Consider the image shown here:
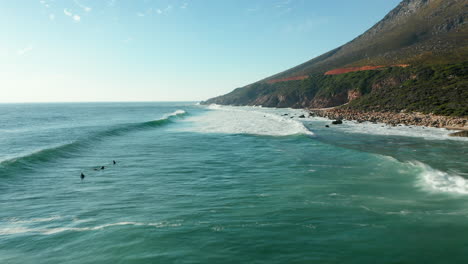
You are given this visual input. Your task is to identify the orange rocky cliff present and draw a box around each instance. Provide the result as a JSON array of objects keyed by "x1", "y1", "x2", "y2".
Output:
[
  {"x1": 325, "y1": 64, "x2": 409, "y2": 75},
  {"x1": 265, "y1": 65, "x2": 410, "y2": 84}
]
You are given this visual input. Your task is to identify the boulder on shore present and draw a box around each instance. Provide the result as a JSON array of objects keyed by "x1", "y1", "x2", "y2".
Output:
[
  {"x1": 308, "y1": 109, "x2": 467, "y2": 129},
  {"x1": 332, "y1": 119, "x2": 343, "y2": 125}
]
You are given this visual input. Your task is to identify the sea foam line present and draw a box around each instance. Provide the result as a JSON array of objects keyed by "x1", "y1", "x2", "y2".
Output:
[
  {"x1": 0, "y1": 221, "x2": 182, "y2": 236},
  {"x1": 315, "y1": 118, "x2": 468, "y2": 141},
  {"x1": 180, "y1": 104, "x2": 313, "y2": 136},
  {"x1": 410, "y1": 161, "x2": 468, "y2": 195},
  {"x1": 4, "y1": 216, "x2": 63, "y2": 224}
]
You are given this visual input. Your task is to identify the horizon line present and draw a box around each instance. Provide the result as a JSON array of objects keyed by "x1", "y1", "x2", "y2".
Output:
[{"x1": 0, "y1": 100, "x2": 201, "y2": 104}]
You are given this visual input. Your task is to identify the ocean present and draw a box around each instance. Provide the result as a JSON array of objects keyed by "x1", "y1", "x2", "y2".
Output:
[{"x1": 1, "y1": 102, "x2": 467, "y2": 263}]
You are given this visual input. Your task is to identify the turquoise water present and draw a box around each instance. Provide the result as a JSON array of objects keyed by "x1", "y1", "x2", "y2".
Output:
[{"x1": 1, "y1": 102, "x2": 467, "y2": 263}]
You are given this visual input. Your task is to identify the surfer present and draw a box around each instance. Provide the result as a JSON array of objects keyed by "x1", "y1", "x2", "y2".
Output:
[
  {"x1": 101, "y1": 166, "x2": 105, "y2": 170},
  {"x1": 81, "y1": 173, "x2": 85, "y2": 181},
  {"x1": 113, "y1": 160, "x2": 116, "y2": 165}
]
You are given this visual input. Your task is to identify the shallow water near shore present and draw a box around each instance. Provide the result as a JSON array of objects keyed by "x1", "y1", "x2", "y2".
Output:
[{"x1": 1, "y1": 102, "x2": 467, "y2": 263}]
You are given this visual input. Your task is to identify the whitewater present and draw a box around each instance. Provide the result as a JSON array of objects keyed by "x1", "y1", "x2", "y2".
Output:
[{"x1": 1, "y1": 102, "x2": 467, "y2": 264}]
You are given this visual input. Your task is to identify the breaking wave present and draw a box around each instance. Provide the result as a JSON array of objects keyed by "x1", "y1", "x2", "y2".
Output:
[
  {"x1": 0, "y1": 110, "x2": 187, "y2": 174},
  {"x1": 410, "y1": 161, "x2": 468, "y2": 195},
  {"x1": 177, "y1": 104, "x2": 313, "y2": 136}
]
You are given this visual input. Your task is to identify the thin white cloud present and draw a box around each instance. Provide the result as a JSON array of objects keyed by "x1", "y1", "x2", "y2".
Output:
[
  {"x1": 181, "y1": 3, "x2": 188, "y2": 9},
  {"x1": 64, "y1": 9, "x2": 72, "y2": 16},
  {"x1": 155, "y1": 5, "x2": 172, "y2": 15},
  {"x1": 39, "y1": 0, "x2": 51, "y2": 8},
  {"x1": 64, "y1": 8, "x2": 81, "y2": 22},
  {"x1": 49, "y1": 13, "x2": 55, "y2": 20},
  {"x1": 17, "y1": 46, "x2": 33, "y2": 56},
  {"x1": 74, "y1": 0, "x2": 92, "y2": 12},
  {"x1": 137, "y1": 12, "x2": 145, "y2": 17}
]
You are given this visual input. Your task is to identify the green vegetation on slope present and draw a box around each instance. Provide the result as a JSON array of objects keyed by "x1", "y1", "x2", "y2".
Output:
[
  {"x1": 204, "y1": 63, "x2": 468, "y2": 117},
  {"x1": 346, "y1": 63, "x2": 468, "y2": 116}
]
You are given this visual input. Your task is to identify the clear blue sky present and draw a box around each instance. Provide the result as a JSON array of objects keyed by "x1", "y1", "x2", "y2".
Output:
[{"x1": 0, "y1": 0, "x2": 401, "y2": 102}]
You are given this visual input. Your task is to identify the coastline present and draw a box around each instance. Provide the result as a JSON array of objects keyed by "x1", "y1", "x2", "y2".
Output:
[{"x1": 308, "y1": 108, "x2": 468, "y2": 133}]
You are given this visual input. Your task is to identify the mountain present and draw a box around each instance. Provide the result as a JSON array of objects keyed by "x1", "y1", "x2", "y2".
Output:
[{"x1": 203, "y1": 0, "x2": 468, "y2": 117}]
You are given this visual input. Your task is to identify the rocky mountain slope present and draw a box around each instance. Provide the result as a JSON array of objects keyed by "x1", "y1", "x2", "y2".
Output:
[{"x1": 203, "y1": 0, "x2": 467, "y2": 117}]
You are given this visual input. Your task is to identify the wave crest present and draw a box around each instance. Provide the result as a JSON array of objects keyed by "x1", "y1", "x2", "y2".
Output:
[
  {"x1": 181, "y1": 105, "x2": 313, "y2": 136},
  {"x1": 0, "y1": 110, "x2": 187, "y2": 174},
  {"x1": 411, "y1": 161, "x2": 468, "y2": 195}
]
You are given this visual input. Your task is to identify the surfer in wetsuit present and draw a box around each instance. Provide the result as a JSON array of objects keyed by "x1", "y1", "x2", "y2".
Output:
[
  {"x1": 101, "y1": 166, "x2": 105, "y2": 170},
  {"x1": 113, "y1": 160, "x2": 116, "y2": 165},
  {"x1": 81, "y1": 173, "x2": 85, "y2": 181}
]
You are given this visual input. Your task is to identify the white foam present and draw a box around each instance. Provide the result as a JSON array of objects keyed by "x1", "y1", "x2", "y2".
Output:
[
  {"x1": 6, "y1": 216, "x2": 62, "y2": 224},
  {"x1": 218, "y1": 105, "x2": 468, "y2": 141},
  {"x1": 0, "y1": 221, "x2": 181, "y2": 236},
  {"x1": 385, "y1": 210, "x2": 412, "y2": 215},
  {"x1": 0, "y1": 227, "x2": 32, "y2": 235},
  {"x1": 198, "y1": 105, "x2": 468, "y2": 140},
  {"x1": 41, "y1": 222, "x2": 145, "y2": 235},
  {"x1": 207, "y1": 104, "x2": 222, "y2": 110},
  {"x1": 164, "y1": 109, "x2": 186, "y2": 118},
  {"x1": 411, "y1": 161, "x2": 468, "y2": 195},
  {"x1": 179, "y1": 105, "x2": 313, "y2": 136},
  {"x1": 321, "y1": 119, "x2": 468, "y2": 141}
]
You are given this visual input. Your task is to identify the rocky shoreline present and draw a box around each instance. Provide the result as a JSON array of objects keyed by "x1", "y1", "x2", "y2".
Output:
[{"x1": 308, "y1": 108, "x2": 468, "y2": 136}]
